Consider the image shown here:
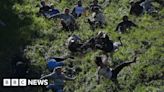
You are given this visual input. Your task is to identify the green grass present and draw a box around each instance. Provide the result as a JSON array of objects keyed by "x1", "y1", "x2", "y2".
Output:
[{"x1": 0, "y1": 0, "x2": 163, "y2": 92}]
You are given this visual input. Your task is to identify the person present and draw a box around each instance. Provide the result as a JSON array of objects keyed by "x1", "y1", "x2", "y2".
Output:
[
  {"x1": 66, "y1": 35, "x2": 82, "y2": 53},
  {"x1": 48, "y1": 5, "x2": 60, "y2": 16},
  {"x1": 11, "y1": 53, "x2": 29, "y2": 78},
  {"x1": 89, "y1": 0, "x2": 102, "y2": 12},
  {"x1": 47, "y1": 56, "x2": 74, "y2": 72},
  {"x1": 39, "y1": 1, "x2": 60, "y2": 18},
  {"x1": 88, "y1": 7, "x2": 106, "y2": 31},
  {"x1": 140, "y1": 0, "x2": 157, "y2": 14},
  {"x1": 72, "y1": 1, "x2": 85, "y2": 18},
  {"x1": 94, "y1": 31, "x2": 114, "y2": 53},
  {"x1": 80, "y1": 37, "x2": 97, "y2": 52},
  {"x1": 15, "y1": 61, "x2": 26, "y2": 73},
  {"x1": 39, "y1": 1, "x2": 51, "y2": 17},
  {"x1": 14, "y1": 61, "x2": 28, "y2": 78},
  {"x1": 80, "y1": 31, "x2": 122, "y2": 53},
  {"x1": 50, "y1": 8, "x2": 77, "y2": 31},
  {"x1": 94, "y1": 31, "x2": 122, "y2": 53},
  {"x1": 95, "y1": 54, "x2": 138, "y2": 84},
  {"x1": 115, "y1": 16, "x2": 137, "y2": 34},
  {"x1": 130, "y1": 0, "x2": 145, "y2": 16},
  {"x1": 47, "y1": 59, "x2": 65, "y2": 72},
  {"x1": 80, "y1": 31, "x2": 106, "y2": 51},
  {"x1": 41, "y1": 66, "x2": 75, "y2": 92}
]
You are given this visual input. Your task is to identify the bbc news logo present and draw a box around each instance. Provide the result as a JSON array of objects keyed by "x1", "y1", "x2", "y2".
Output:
[{"x1": 3, "y1": 79, "x2": 48, "y2": 86}]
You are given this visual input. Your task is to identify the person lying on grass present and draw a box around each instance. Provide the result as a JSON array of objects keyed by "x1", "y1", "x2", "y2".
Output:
[
  {"x1": 66, "y1": 31, "x2": 123, "y2": 54},
  {"x1": 93, "y1": 31, "x2": 123, "y2": 53}
]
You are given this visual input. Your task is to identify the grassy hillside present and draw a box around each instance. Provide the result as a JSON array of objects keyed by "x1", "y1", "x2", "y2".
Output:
[{"x1": 0, "y1": 0, "x2": 163, "y2": 92}]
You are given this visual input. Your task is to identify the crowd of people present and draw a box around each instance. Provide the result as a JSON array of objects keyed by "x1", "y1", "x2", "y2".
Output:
[
  {"x1": 13, "y1": 0, "x2": 158, "y2": 92},
  {"x1": 38, "y1": 0, "x2": 157, "y2": 32}
]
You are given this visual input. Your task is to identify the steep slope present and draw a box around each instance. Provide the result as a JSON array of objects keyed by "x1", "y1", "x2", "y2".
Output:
[{"x1": 0, "y1": 0, "x2": 163, "y2": 92}]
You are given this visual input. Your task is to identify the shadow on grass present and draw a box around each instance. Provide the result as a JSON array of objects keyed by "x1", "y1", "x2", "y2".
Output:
[{"x1": 0, "y1": 0, "x2": 39, "y2": 92}]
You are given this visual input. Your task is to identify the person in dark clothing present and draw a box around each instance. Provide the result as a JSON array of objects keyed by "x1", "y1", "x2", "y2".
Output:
[
  {"x1": 130, "y1": 0, "x2": 145, "y2": 16},
  {"x1": 140, "y1": 0, "x2": 157, "y2": 14},
  {"x1": 94, "y1": 31, "x2": 123, "y2": 53},
  {"x1": 11, "y1": 53, "x2": 29, "y2": 78},
  {"x1": 88, "y1": 7, "x2": 106, "y2": 31},
  {"x1": 49, "y1": 5, "x2": 60, "y2": 16},
  {"x1": 115, "y1": 16, "x2": 137, "y2": 34},
  {"x1": 39, "y1": 1, "x2": 60, "y2": 18},
  {"x1": 80, "y1": 31, "x2": 122, "y2": 53},
  {"x1": 96, "y1": 35, "x2": 114, "y2": 53},
  {"x1": 51, "y1": 8, "x2": 77, "y2": 31},
  {"x1": 66, "y1": 35, "x2": 82, "y2": 53},
  {"x1": 81, "y1": 32, "x2": 105, "y2": 51},
  {"x1": 95, "y1": 54, "x2": 137, "y2": 84},
  {"x1": 80, "y1": 37, "x2": 97, "y2": 52},
  {"x1": 95, "y1": 32, "x2": 114, "y2": 53},
  {"x1": 39, "y1": 1, "x2": 51, "y2": 16},
  {"x1": 66, "y1": 34, "x2": 101, "y2": 54},
  {"x1": 14, "y1": 61, "x2": 28, "y2": 78},
  {"x1": 89, "y1": 0, "x2": 102, "y2": 12},
  {"x1": 47, "y1": 56, "x2": 74, "y2": 72}
]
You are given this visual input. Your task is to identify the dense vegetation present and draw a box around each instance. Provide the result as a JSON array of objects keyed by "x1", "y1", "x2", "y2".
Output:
[{"x1": 0, "y1": 0, "x2": 163, "y2": 92}]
